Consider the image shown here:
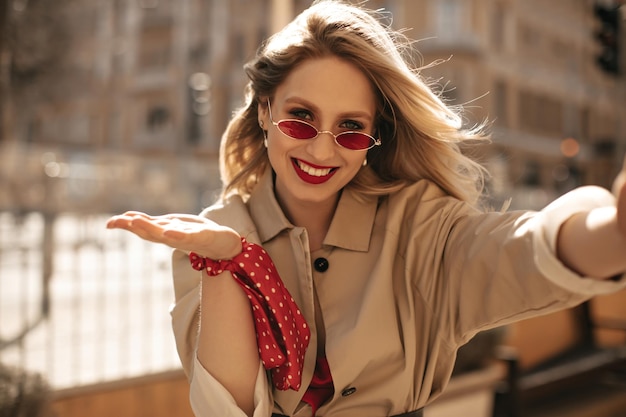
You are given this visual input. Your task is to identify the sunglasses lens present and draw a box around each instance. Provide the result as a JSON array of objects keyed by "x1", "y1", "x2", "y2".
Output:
[
  {"x1": 336, "y1": 133, "x2": 374, "y2": 150},
  {"x1": 275, "y1": 118, "x2": 376, "y2": 150},
  {"x1": 277, "y1": 120, "x2": 318, "y2": 140}
]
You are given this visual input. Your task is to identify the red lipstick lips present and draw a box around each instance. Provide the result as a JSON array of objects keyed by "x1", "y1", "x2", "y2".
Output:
[{"x1": 291, "y1": 159, "x2": 337, "y2": 185}]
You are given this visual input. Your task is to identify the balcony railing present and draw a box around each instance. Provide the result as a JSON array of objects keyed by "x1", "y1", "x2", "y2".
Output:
[{"x1": 0, "y1": 210, "x2": 183, "y2": 389}]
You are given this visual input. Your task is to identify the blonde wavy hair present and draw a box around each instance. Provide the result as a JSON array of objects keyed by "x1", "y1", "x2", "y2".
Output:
[{"x1": 220, "y1": 0, "x2": 490, "y2": 205}]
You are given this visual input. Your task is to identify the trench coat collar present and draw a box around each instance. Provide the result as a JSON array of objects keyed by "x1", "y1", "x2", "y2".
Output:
[{"x1": 248, "y1": 169, "x2": 378, "y2": 252}]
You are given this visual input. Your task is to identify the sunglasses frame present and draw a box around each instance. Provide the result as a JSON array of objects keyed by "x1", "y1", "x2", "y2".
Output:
[{"x1": 266, "y1": 99, "x2": 381, "y2": 151}]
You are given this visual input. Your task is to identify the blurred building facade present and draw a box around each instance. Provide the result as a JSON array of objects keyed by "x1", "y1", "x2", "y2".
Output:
[
  {"x1": 2, "y1": 0, "x2": 275, "y2": 215},
  {"x1": 1, "y1": 0, "x2": 624, "y2": 215},
  {"x1": 370, "y1": 0, "x2": 624, "y2": 209}
]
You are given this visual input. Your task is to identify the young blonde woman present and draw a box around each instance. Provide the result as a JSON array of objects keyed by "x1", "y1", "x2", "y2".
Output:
[{"x1": 107, "y1": 1, "x2": 626, "y2": 416}]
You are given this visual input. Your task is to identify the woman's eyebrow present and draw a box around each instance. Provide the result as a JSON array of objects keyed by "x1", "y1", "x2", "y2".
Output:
[{"x1": 284, "y1": 97, "x2": 374, "y2": 121}]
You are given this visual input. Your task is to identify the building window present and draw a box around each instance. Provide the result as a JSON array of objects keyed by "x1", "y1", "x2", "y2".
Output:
[
  {"x1": 521, "y1": 159, "x2": 541, "y2": 187},
  {"x1": 138, "y1": 0, "x2": 159, "y2": 8},
  {"x1": 41, "y1": 112, "x2": 91, "y2": 145},
  {"x1": 147, "y1": 106, "x2": 171, "y2": 132},
  {"x1": 493, "y1": 80, "x2": 509, "y2": 128},
  {"x1": 138, "y1": 24, "x2": 172, "y2": 69},
  {"x1": 519, "y1": 91, "x2": 563, "y2": 136},
  {"x1": 134, "y1": 100, "x2": 174, "y2": 150},
  {"x1": 518, "y1": 21, "x2": 541, "y2": 58},
  {"x1": 435, "y1": 0, "x2": 466, "y2": 40},
  {"x1": 108, "y1": 110, "x2": 124, "y2": 148},
  {"x1": 491, "y1": 2, "x2": 506, "y2": 52}
]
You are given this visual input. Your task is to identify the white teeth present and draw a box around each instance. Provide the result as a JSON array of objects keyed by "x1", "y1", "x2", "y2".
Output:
[{"x1": 297, "y1": 160, "x2": 332, "y2": 177}]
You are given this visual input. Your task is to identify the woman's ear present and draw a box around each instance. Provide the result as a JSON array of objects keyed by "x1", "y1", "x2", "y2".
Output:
[{"x1": 257, "y1": 97, "x2": 269, "y2": 125}]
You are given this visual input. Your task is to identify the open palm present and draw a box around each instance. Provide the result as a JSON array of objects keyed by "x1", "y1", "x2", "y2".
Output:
[{"x1": 106, "y1": 211, "x2": 242, "y2": 260}]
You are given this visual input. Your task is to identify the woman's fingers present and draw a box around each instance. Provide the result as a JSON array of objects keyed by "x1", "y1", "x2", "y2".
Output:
[
  {"x1": 612, "y1": 156, "x2": 626, "y2": 195},
  {"x1": 107, "y1": 213, "x2": 182, "y2": 244},
  {"x1": 106, "y1": 212, "x2": 241, "y2": 258},
  {"x1": 616, "y1": 176, "x2": 626, "y2": 238},
  {"x1": 107, "y1": 212, "x2": 207, "y2": 230},
  {"x1": 106, "y1": 212, "x2": 145, "y2": 229},
  {"x1": 612, "y1": 156, "x2": 626, "y2": 238}
]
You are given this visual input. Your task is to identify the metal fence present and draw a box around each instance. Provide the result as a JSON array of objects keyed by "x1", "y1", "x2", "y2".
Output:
[{"x1": 0, "y1": 210, "x2": 183, "y2": 389}]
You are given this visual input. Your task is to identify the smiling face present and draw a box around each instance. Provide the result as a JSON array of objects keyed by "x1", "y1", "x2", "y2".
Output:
[{"x1": 258, "y1": 56, "x2": 377, "y2": 213}]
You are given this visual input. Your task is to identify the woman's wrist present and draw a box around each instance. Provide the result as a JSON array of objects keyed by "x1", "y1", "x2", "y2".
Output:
[{"x1": 216, "y1": 227, "x2": 243, "y2": 260}]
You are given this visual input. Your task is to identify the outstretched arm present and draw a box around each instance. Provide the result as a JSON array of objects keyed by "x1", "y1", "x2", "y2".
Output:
[
  {"x1": 107, "y1": 212, "x2": 258, "y2": 416},
  {"x1": 557, "y1": 160, "x2": 626, "y2": 279}
]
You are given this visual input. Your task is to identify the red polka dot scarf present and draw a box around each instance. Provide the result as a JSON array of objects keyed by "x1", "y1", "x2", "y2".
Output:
[{"x1": 189, "y1": 238, "x2": 310, "y2": 391}]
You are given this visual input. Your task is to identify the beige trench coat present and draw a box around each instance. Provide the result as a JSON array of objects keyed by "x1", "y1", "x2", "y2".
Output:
[{"x1": 170, "y1": 170, "x2": 626, "y2": 417}]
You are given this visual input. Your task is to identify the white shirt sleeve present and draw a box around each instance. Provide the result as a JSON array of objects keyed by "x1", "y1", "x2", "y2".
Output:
[{"x1": 189, "y1": 355, "x2": 273, "y2": 417}]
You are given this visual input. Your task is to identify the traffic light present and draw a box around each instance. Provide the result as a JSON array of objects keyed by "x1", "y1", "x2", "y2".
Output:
[{"x1": 593, "y1": 3, "x2": 621, "y2": 75}]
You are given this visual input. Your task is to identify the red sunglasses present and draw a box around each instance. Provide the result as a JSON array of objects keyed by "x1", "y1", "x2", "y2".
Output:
[{"x1": 267, "y1": 99, "x2": 381, "y2": 151}]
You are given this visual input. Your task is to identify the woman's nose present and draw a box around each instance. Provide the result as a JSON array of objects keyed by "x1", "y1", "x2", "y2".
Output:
[{"x1": 306, "y1": 130, "x2": 337, "y2": 161}]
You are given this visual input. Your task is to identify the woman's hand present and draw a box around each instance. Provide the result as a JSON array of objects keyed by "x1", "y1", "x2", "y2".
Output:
[
  {"x1": 106, "y1": 211, "x2": 242, "y2": 260},
  {"x1": 612, "y1": 157, "x2": 626, "y2": 239},
  {"x1": 556, "y1": 156, "x2": 626, "y2": 279}
]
